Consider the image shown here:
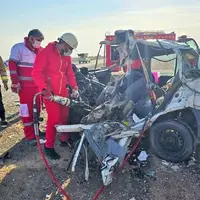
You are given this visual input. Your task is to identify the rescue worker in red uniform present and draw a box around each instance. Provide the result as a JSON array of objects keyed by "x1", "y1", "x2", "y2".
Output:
[
  {"x1": 32, "y1": 33, "x2": 79, "y2": 159},
  {"x1": 8, "y1": 29, "x2": 44, "y2": 146}
]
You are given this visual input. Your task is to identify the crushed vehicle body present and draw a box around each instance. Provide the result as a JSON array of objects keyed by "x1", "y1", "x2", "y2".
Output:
[
  {"x1": 57, "y1": 30, "x2": 200, "y2": 186},
  {"x1": 71, "y1": 64, "x2": 116, "y2": 106}
]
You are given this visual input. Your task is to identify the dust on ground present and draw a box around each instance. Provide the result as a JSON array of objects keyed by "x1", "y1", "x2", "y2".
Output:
[{"x1": 1, "y1": 88, "x2": 200, "y2": 200}]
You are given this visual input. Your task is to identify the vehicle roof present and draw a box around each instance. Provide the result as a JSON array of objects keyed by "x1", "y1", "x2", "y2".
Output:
[{"x1": 134, "y1": 39, "x2": 195, "y2": 58}]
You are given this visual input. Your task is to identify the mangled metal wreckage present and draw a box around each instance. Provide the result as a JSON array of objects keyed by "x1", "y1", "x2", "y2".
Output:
[
  {"x1": 56, "y1": 30, "x2": 200, "y2": 186},
  {"x1": 71, "y1": 64, "x2": 114, "y2": 107}
]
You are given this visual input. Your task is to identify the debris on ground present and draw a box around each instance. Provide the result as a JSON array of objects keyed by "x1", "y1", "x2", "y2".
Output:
[
  {"x1": 187, "y1": 158, "x2": 196, "y2": 166},
  {"x1": 171, "y1": 165, "x2": 180, "y2": 171},
  {"x1": 137, "y1": 151, "x2": 148, "y2": 162}
]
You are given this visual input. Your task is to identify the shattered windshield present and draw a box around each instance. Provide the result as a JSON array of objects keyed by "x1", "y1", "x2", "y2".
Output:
[
  {"x1": 179, "y1": 49, "x2": 200, "y2": 78},
  {"x1": 184, "y1": 40, "x2": 199, "y2": 52},
  {"x1": 181, "y1": 50, "x2": 199, "y2": 68}
]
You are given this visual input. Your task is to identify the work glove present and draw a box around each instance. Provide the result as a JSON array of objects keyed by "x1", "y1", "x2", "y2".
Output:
[
  {"x1": 11, "y1": 83, "x2": 21, "y2": 94},
  {"x1": 71, "y1": 89, "x2": 79, "y2": 99},
  {"x1": 3, "y1": 81, "x2": 8, "y2": 91},
  {"x1": 41, "y1": 89, "x2": 54, "y2": 101}
]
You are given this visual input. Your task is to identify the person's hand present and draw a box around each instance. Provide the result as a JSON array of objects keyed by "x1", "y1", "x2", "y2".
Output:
[
  {"x1": 3, "y1": 82, "x2": 8, "y2": 91},
  {"x1": 11, "y1": 83, "x2": 21, "y2": 93},
  {"x1": 69, "y1": 99, "x2": 85, "y2": 108},
  {"x1": 71, "y1": 89, "x2": 79, "y2": 99},
  {"x1": 41, "y1": 89, "x2": 53, "y2": 101}
]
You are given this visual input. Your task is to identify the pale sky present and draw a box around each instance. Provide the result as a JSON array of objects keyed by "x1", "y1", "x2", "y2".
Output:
[{"x1": 1, "y1": 0, "x2": 200, "y2": 59}]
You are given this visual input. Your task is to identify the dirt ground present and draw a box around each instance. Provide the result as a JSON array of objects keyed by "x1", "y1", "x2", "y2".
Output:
[{"x1": 1, "y1": 88, "x2": 200, "y2": 200}]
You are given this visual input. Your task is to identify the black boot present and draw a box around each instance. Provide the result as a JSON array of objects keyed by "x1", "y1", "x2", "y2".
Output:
[
  {"x1": 44, "y1": 146, "x2": 60, "y2": 160},
  {"x1": 39, "y1": 130, "x2": 46, "y2": 139},
  {"x1": 1, "y1": 120, "x2": 8, "y2": 127}
]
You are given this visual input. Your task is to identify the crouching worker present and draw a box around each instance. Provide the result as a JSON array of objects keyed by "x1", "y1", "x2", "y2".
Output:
[{"x1": 32, "y1": 33, "x2": 79, "y2": 160}]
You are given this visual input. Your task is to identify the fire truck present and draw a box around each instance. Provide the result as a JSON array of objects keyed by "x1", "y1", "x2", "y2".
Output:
[{"x1": 103, "y1": 30, "x2": 199, "y2": 72}]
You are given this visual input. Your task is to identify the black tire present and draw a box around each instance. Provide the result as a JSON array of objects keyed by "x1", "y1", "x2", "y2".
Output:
[
  {"x1": 150, "y1": 120, "x2": 194, "y2": 163},
  {"x1": 79, "y1": 61, "x2": 81, "y2": 64}
]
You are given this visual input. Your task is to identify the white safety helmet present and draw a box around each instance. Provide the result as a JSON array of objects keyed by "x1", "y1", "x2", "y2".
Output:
[{"x1": 58, "y1": 33, "x2": 78, "y2": 49}]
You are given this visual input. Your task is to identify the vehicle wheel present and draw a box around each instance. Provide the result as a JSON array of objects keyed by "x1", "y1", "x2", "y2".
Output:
[
  {"x1": 85, "y1": 61, "x2": 87, "y2": 63},
  {"x1": 150, "y1": 120, "x2": 194, "y2": 162},
  {"x1": 79, "y1": 61, "x2": 81, "y2": 64}
]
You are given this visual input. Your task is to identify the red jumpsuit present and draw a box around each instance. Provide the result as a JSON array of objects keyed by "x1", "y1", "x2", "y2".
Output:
[
  {"x1": 32, "y1": 42, "x2": 78, "y2": 148},
  {"x1": 9, "y1": 38, "x2": 42, "y2": 140}
]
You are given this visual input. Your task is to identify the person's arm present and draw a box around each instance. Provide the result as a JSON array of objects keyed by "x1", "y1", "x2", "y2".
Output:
[
  {"x1": 8, "y1": 44, "x2": 22, "y2": 93},
  {"x1": 8, "y1": 44, "x2": 20, "y2": 84},
  {"x1": 0, "y1": 56, "x2": 8, "y2": 84},
  {"x1": 66, "y1": 57, "x2": 78, "y2": 90},
  {"x1": 32, "y1": 50, "x2": 48, "y2": 91},
  {"x1": 0, "y1": 57, "x2": 8, "y2": 90}
]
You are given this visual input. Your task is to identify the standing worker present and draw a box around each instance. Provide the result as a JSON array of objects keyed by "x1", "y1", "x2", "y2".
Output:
[
  {"x1": 0, "y1": 56, "x2": 9, "y2": 127},
  {"x1": 8, "y1": 29, "x2": 44, "y2": 146},
  {"x1": 32, "y1": 33, "x2": 79, "y2": 160}
]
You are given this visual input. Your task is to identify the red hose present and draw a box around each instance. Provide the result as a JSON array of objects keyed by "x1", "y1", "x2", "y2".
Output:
[
  {"x1": 35, "y1": 135, "x2": 71, "y2": 200},
  {"x1": 92, "y1": 138, "x2": 141, "y2": 200},
  {"x1": 93, "y1": 185, "x2": 105, "y2": 200},
  {"x1": 93, "y1": 121, "x2": 149, "y2": 200},
  {"x1": 118, "y1": 133, "x2": 143, "y2": 171}
]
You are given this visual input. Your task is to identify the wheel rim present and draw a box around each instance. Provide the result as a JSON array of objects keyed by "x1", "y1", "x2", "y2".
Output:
[{"x1": 158, "y1": 129, "x2": 185, "y2": 153}]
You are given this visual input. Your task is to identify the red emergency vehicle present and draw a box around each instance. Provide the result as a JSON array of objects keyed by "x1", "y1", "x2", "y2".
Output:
[{"x1": 104, "y1": 31, "x2": 176, "y2": 71}]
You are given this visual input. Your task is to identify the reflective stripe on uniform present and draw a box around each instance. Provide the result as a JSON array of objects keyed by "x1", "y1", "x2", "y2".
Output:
[
  {"x1": 18, "y1": 62, "x2": 34, "y2": 68},
  {"x1": 9, "y1": 42, "x2": 37, "y2": 87},
  {"x1": 19, "y1": 76, "x2": 33, "y2": 81},
  {"x1": 1, "y1": 72, "x2": 7, "y2": 76},
  {"x1": 10, "y1": 70, "x2": 17, "y2": 75},
  {"x1": 9, "y1": 58, "x2": 19, "y2": 63},
  {"x1": 23, "y1": 122, "x2": 33, "y2": 127},
  {"x1": 1, "y1": 76, "x2": 8, "y2": 81}
]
